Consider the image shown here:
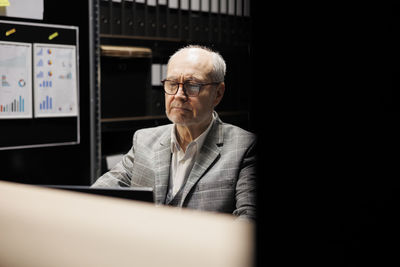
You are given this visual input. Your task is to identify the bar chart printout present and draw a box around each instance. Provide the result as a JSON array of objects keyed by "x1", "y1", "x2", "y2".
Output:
[
  {"x1": 33, "y1": 43, "x2": 78, "y2": 118},
  {"x1": 0, "y1": 41, "x2": 32, "y2": 119}
]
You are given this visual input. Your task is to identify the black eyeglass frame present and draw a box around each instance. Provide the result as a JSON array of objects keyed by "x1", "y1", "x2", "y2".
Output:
[{"x1": 161, "y1": 79, "x2": 222, "y2": 96}]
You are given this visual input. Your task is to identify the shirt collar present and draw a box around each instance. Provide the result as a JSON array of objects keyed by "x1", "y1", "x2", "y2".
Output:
[{"x1": 170, "y1": 112, "x2": 216, "y2": 154}]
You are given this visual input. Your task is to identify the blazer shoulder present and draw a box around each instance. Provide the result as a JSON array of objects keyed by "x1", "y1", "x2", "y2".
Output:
[{"x1": 220, "y1": 121, "x2": 256, "y2": 141}]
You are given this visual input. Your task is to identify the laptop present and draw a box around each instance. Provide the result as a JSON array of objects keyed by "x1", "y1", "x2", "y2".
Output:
[{"x1": 40, "y1": 185, "x2": 154, "y2": 203}]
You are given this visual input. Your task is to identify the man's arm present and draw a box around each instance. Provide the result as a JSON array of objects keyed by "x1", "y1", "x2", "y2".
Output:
[
  {"x1": 91, "y1": 134, "x2": 137, "y2": 188},
  {"x1": 233, "y1": 137, "x2": 257, "y2": 220}
]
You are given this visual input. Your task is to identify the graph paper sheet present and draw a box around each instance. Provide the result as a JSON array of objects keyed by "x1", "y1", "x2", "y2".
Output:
[
  {"x1": 33, "y1": 43, "x2": 78, "y2": 118},
  {"x1": 0, "y1": 41, "x2": 32, "y2": 119}
]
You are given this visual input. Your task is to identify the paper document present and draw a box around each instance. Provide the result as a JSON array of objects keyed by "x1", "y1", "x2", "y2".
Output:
[
  {"x1": 0, "y1": 41, "x2": 32, "y2": 119},
  {"x1": 0, "y1": 0, "x2": 43, "y2": 20},
  {"x1": 33, "y1": 44, "x2": 78, "y2": 118}
]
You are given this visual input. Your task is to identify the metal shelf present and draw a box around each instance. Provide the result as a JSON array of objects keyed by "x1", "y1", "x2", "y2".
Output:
[{"x1": 101, "y1": 114, "x2": 167, "y2": 123}]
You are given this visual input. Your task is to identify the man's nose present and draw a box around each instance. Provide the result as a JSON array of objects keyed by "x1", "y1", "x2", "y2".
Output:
[{"x1": 175, "y1": 83, "x2": 187, "y2": 98}]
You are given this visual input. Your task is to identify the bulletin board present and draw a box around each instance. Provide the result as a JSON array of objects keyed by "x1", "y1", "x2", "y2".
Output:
[{"x1": 0, "y1": 20, "x2": 79, "y2": 150}]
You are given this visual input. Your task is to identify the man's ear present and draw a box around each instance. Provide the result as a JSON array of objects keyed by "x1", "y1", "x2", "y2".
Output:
[{"x1": 213, "y1": 82, "x2": 225, "y2": 107}]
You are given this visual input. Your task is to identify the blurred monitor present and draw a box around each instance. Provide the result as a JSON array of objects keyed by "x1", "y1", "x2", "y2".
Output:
[{"x1": 41, "y1": 185, "x2": 154, "y2": 203}]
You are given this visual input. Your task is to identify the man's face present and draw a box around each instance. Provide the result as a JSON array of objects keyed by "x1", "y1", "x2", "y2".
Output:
[{"x1": 165, "y1": 49, "x2": 224, "y2": 128}]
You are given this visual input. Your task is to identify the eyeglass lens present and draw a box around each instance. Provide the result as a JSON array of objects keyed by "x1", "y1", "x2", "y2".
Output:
[{"x1": 164, "y1": 81, "x2": 199, "y2": 96}]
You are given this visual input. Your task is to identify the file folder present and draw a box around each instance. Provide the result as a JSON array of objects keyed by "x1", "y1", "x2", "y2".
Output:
[
  {"x1": 228, "y1": 0, "x2": 237, "y2": 44},
  {"x1": 151, "y1": 63, "x2": 161, "y2": 86},
  {"x1": 209, "y1": 1, "x2": 220, "y2": 43},
  {"x1": 110, "y1": 1, "x2": 122, "y2": 35},
  {"x1": 131, "y1": 0, "x2": 138, "y2": 35},
  {"x1": 121, "y1": 0, "x2": 126, "y2": 34},
  {"x1": 98, "y1": 0, "x2": 251, "y2": 44},
  {"x1": 121, "y1": 0, "x2": 134, "y2": 35},
  {"x1": 100, "y1": 0, "x2": 111, "y2": 34},
  {"x1": 147, "y1": 60, "x2": 164, "y2": 115},
  {"x1": 147, "y1": 2, "x2": 157, "y2": 37},
  {"x1": 180, "y1": 0, "x2": 190, "y2": 40},
  {"x1": 189, "y1": 0, "x2": 203, "y2": 41},
  {"x1": 242, "y1": 0, "x2": 251, "y2": 43},
  {"x1": 135, "y1": 1, "x2": 147, "y2": 36},
  {"x1": 168, "y1": 0, "x2": 180, "y2": 38},
  {"x1": 157, "y1": 0, "x2": 168, "y2": 38}
]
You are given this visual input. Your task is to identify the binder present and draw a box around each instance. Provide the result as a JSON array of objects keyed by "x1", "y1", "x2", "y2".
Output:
[
  {"x1": 146, "y1": 1, "x2": 157, "y2": 37},
  {"x1": 121, "y1": 0, "x2": 134, "y2": 35},
  {"x1": 161, "y1": 64, "x2": 167, "y2": 81},
  {"x1": 100, "y1": 0, "x2": 111, "y2": 34},
  {"x1": 147, "y1": 60, "x2": 165, "y2": 115},
  {"x1": 232, "y1": 0, "x2": 250, "y2": 44},
  {"x1": 242, "y1": 0, "x2": 251, "y2": 43},
  {"x1": 229, "y1": 0, "x2": 237, "y2": 44},
  {"x1": 209, "y1": 0, "x2": 220, "y2": 43},
  {"x1": 202, "y1": 0, "x2": 212, "y2": 42},
  {"x1": 98, "y1": 0, "x2": 251, "y2": 44},
  {"x1": 157, "y1": 0, "x2": 168, "y2": 38},
  {"x1": 199, "y1": 0, "x2": 212, "y2": 42},
  {"x1": 151, "y1": 63, "x2": 161, "y2": 86},
  {"x1": 167, "y1": 0, "x2": 180, "y2": 39},
  {"x1": 110, "y1": 0, "x2": 122, "y2": 35},
  {"x1": 180, "y1": 0, "x2": 190, "y2": 41},
  {"x1": 235, "y1": 0, "x2": 244, "y2": 43},
  {"x1": 190, "y1": 0, "x2": 204, "y2": 41},
  {"x1": 134, "y1": 1, "x2": 147, "y2": 36},
  {"x1": 220, "y1": 0, "x2": 229, "y2": 44},
  {"x1": 121, "y1": 0, "x2": 126, "y2": 34},
  {"x1": 120, "y1": 0, "x2": 141, "y2": 36}
]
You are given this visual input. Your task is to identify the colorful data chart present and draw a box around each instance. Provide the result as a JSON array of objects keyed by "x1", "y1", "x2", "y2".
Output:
[
  {"x1": 33, "y1": 43, "x2": 78, "y2": 118},
  {"x1": 39, "y1": 95, "x2": 52, "y2": 110},
  {"x1": 0, "y1": 41, "x2": 32, "y2": 119}
]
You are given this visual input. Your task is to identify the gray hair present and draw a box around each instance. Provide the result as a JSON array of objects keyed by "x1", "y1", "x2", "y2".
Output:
[{"x1": 168, "y1": 45, "x2": 226, "y2": 82}]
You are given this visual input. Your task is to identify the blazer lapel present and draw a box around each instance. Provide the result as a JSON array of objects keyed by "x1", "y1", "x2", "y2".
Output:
[
  {"x1": 154, "y1": 128, "x2": 172, "y2": 205},
  {"x1": 179, "y1": 116, "x2": 223, "y2": 205}
]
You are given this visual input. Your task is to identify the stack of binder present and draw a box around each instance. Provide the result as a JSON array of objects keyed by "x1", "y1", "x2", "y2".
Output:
[{"x1": 99, "y1": 0, "x2": 251, "y2": 44}]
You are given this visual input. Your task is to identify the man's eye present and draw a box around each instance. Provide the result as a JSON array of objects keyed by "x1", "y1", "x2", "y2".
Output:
[{"x1": 185, "y1": 83, "x2": 198, "y2": 87}]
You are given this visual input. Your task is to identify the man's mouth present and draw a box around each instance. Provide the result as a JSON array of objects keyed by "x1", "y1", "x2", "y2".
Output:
[{"x1": 171, "y1": 106, "x2": 191, "y2": 111}]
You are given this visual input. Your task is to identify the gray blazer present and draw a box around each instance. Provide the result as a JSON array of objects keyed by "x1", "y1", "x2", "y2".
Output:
[{"x1": 93, "y1": 113, "x2": 257, "y2": 220}]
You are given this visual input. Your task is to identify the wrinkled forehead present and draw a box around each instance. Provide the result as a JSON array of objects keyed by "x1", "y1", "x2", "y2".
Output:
[{"x1": 167, "y1": 49, "x2": 213, "y2": 81}]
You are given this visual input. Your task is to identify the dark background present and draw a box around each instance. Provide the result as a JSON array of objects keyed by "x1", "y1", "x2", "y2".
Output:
[{"x1": 255, "y1": 2, "x2": 398, "y2": 266}]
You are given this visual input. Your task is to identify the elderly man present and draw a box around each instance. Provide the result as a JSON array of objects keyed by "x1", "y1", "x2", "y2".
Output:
[{"x1": 93, "y1": 45, "x2": 256, "y2": 220}]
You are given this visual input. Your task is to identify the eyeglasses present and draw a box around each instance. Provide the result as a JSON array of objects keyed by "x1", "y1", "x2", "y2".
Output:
[{"x1": 161, "y1": 79, "x2": 221, "y2": 97}]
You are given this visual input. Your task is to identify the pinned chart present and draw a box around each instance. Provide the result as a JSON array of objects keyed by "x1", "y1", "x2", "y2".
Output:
[
  {"x1": 33, "y1": 43, "x2": 78, "y2": 118},
  {"x1": 0, "y1": 20, "x2": 80, "y2": 150},
  {"x1": 0, "y1": 41, "x2": 32, "y2": 119}
]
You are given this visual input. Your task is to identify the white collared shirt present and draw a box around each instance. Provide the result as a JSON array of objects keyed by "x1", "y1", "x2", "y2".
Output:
[{"x1": 168, "y1": 113, "x2": 216, "y2": 199}]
